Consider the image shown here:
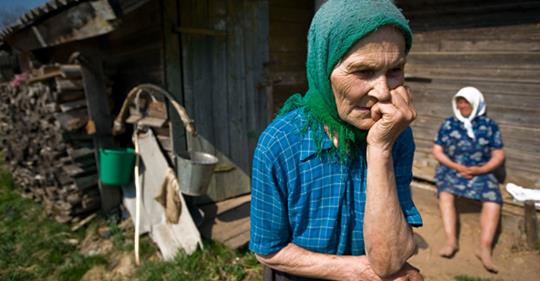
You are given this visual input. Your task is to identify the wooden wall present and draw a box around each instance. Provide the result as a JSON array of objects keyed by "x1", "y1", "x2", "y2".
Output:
[
  {"x1": 105, "y1": 0, "x2": 164, "y2": 97},
  {"x1": 179, "y1": 0, "x2": 269, "y2": 201},
  {"x1": 397, "y1": 0, "x2": 540, "y2": 188},
  {"x1": 268, "y1": 0, "x2": 313, "y2": 112}
]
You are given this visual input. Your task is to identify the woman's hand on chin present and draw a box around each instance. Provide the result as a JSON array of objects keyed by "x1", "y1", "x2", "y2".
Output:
[{"x1": 366, "y1": 86, "x2": 416, "y2": 152}]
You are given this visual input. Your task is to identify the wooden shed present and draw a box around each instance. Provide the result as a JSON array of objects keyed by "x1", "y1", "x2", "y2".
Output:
[
  {"x1": 0, "y1": 0, "x2": 317, "y2": 249},
  {"x1": 1, "y1": 0, "x2": 271, "y2": 202}
]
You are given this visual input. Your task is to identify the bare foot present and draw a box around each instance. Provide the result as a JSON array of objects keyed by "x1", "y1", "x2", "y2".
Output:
[
  {"x1": 438, "y1": 244, "x2": 458, "y2": 258},
  {"x1": 475, "y1": 248, "x2": 498, "y2": 273}
]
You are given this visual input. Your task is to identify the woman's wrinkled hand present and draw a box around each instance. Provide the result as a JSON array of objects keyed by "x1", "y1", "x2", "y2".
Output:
[
  {"x1": 383, "y1": 263, "x2": 424, "y2": 281},
  {"x1": 346, "y1": 257, "x2": 423, "y2": 281},
  {"x1": 367, "y1": 85, "x2": 416, "y2": 152}
]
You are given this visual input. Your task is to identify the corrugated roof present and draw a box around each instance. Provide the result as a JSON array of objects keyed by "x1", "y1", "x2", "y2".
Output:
[{"x1": 0, "y1": 0, "x2": 86, "y2": 41}]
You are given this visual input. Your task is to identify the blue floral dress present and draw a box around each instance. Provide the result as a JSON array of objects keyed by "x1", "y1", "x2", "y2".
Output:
[{"x1": 434, "y1": 116, "x2": 504, "y2": 204}]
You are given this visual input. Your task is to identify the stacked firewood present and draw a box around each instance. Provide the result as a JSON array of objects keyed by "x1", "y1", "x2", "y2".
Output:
[{"x1": 0, "y1": 64, "x2": 101, "y2": 223}]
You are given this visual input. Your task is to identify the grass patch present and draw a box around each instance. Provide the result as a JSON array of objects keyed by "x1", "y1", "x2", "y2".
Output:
[
  {"x1": 56, "y1": 254, "x2": 108, "y2": 281},
  {"x1": 136, "y1": 241, "x2": 262, "y2": 281},
  {"x1": 0, "y1": 162, "x2": 262, "y2": 281},
  {"x1": 454, "y1": 275, "x2": 503, "y2": 281},
  {"x1": 0, "y1": 166, "x2": 107, "y2": 281}
]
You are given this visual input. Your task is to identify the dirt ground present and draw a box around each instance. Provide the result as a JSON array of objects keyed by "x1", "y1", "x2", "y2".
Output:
[{"x1": 409, "y1": 184, "x2": 540, "y2": 281}]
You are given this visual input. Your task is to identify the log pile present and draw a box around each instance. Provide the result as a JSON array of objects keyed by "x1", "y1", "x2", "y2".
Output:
[{"x1": 0, "y1": 64, "x2": 101, "y2": 223}]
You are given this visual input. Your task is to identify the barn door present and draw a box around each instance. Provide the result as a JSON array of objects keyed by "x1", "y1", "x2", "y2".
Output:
[{"x1": 178, "y1": 0, "x2": 270, "y2": 202}]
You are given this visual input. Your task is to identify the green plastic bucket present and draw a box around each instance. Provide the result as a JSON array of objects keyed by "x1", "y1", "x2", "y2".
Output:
[{"x1": 99, "y1": 148, "x2": 136, "y2": 185}]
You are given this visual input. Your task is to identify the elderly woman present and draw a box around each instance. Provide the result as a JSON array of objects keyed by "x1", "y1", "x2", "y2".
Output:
[
  {"x1": 250, "y1": 1, "x2": 423, "y2": 280},
  {"x1": 432, "y1": 87, "x2": 505, "y2": 273}
]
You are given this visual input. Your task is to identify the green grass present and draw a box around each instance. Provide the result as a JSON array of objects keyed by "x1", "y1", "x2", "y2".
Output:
[
  {"x1": 0, "y1": 166, "x2": 108, "y2": 281},
  {"x1": 0, "y1": 162, "x2": 262, "y2": 281},
  {"x1": 136, "y1": 241, "x2": 262, "y2": 281},
  {"x1": 454, "y1": 275, "x2": 503, "y2": 281}
]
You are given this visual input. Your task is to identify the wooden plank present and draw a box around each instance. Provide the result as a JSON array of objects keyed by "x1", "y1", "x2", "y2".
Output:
[
  {"x1": 407, "y1": 11, "x2": 540, "y2": 32},
  {"x1": 408, "y1": 52, "x2": 540, "y2": 69},
  {"x1": 136, "y1": 129, "x2": 202, "y2": 258},
  {"x1": 411, "y1": 23, "x2": 540, "y2": 42},
  {"x1": 198, "y1": 0, "x2": 233, "y2": 204},
  {"x1": 59, "y1": 99, "x2": 87, "y2": 112},
  {"x1": 199, "y1": 199, "x2": 250, "y2": 249},
  {"x1": 227, "y1": 0, "x2": 249, "y2": 173},
  {"x1": 182, "y1": 0, "x2": 216, "y2": 152},
  {"x1": 198, "y1": 194, "x2": 251, "y2": 220},
  {"x1": 402, "y1": 1, "x2": 540, "y2": 18},
  {"x1": 210, "y1": 0, "x2": 230, "y2": 159},
  {"x1": 245, "y1": 0, "x2": 270, "y2": 174},
  {"x1": 413, "y1": 39, "x2": 540, "y2": 53},
  {"x1": 163, "y1": 0, "x2": 187, "y2": 155},
  {"x1": 409, "y1": 77, "x2": 540, "y2": 96},
  {"x1": 56, "y1": 78, "x2": 84, "y2": 91},
  {"x1": 69, "y1": 147, "x2": 95, "y2": 160},
  {"x1": 406, "y1": 65, "x2": 540, "y2": 83}
]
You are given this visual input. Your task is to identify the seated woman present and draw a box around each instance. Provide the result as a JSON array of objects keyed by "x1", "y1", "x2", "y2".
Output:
[{"x1": 432, "y1": 87, "x2": 505, "y2": 273}]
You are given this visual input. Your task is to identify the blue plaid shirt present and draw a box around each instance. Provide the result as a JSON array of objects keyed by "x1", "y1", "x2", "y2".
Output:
[{"x1": 249, "y1": 109, "x2": 422, "y2": 256}]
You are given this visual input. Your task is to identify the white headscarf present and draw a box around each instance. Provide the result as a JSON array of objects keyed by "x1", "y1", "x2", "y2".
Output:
[{"x1": 452, "y1": 87, "x2": 486, "y2": 139}]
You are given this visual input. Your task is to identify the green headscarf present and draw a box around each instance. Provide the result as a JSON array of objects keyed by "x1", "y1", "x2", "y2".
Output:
[{"x1": 278, "y1": 0, "x2": 413, "y2": 162}]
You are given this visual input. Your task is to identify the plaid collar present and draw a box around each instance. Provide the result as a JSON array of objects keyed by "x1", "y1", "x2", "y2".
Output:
[{"x1": 299, "y1": 125, "x2": 334, "y2": 161}]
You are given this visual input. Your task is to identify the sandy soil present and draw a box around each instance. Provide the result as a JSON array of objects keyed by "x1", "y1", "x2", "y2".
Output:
[{"x1": 409, "y1": 185, "x2": 540, "y2": 281}]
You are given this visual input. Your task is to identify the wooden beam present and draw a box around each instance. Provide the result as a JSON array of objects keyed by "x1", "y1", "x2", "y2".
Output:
[
  {"x1": 524, "y1": 200, "x2": 538, "y2": 249},
  {"x1": 6, "y1": 0, "x2": 118, "y2": 51},
  {"x1": 78, "y1": 49, "x2": 120, "y2": 213}
]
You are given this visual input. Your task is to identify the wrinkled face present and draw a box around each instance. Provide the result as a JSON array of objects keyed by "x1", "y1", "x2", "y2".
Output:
[
  {"x1": 456, "y1": 97, "x2": 473, "y2": 117},
  {"x1": 330, "y1": 25, "x2": 406, "y2": 130}
]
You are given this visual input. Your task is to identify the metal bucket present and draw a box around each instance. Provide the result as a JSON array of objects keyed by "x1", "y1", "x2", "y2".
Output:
[{"x1": 176, "y1": 151, "x2": 219, "y2": 196}]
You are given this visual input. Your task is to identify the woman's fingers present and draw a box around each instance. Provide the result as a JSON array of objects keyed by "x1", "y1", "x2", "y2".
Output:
[
  {"x1": 371, "y1": 103, "x2": 383, "y2": 122},
  {"x1": 367, "y1": 85, "x2": 416, "y2": 147},
  {"x1": 390, "y1": 86, "x2": 416, "y2": 122}
]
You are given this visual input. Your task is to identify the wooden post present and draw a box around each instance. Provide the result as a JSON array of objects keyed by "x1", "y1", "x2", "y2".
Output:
[
  {"x1": 524, "y1": 200, "x2": 538, "y2": 249},
  {"x1": 78, "y1": 49, "x2": 121, "y2": 213},
  {"x1": 162, "y1": 0, "x2": 187, "y2": 155}
]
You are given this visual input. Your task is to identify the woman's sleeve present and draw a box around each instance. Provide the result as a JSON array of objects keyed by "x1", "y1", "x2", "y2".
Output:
[
  {"x1": 249, "y1": 130, "x2": 291, "y2": 256},
  {"x1": 489, "y1": 120, "x2": 504, "y2": 149},
  {"x1": 393, "y1": 127, "x2": 423, "y2": 227},
  {"x1": 434, "y1": 119, "x2": 449, "y2": 146}
]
